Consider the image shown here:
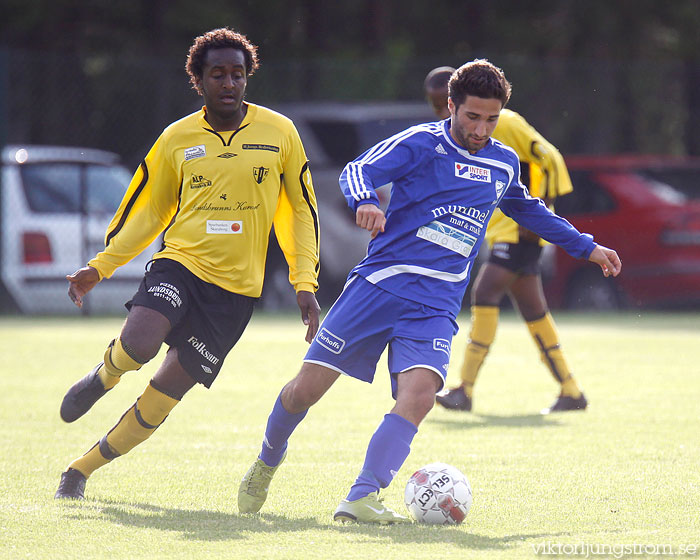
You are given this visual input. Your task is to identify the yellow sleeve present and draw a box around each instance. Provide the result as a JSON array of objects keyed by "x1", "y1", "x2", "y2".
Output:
[
  {"x1": 493, "y1": 110, "x2": 573, "y2": 199},
  {"x1": 272, "y1": 125, "x2": 320, "y2": 293},
  {"x1": 88, "y1": 135, "x2": 179, "y2": 279}
]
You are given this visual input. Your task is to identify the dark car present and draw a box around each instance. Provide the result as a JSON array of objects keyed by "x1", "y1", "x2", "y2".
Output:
[{"x1": 544, "y1": 155, "x2": 700, "y2": 309}]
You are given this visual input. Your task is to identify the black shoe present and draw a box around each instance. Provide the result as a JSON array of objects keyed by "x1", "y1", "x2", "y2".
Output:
[
  {"x1": 436, "y1": 387, "x2": 472, "y2": 411},
  {"x1": 54, "y1": 468, "x2": 86, "y2": 500},
  {"x1": 60, "y1": 362, "x2": 110, "y2": 423},
  {"x1": 541, "y1": 393, "x2": 588, "y2": 415}
]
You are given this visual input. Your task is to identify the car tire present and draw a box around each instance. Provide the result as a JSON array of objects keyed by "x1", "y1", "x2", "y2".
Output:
[{"x1": 565, "y1": 270, "x2": 622, "y2": 311}]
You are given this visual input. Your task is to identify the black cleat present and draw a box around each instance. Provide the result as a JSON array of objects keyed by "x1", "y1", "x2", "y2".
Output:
[
  {"x1": 541, "y1": 393, "x2": 588, "y2": 415},
  {"x1": 436, "y1": 387, "x2": 472, "y2": 411},
  {"x1": 60, "y1": 362, "x2": 110, "y2": 423},
  {"x1": 54, "y1": 468, "x2": 86, "y2": 500}
]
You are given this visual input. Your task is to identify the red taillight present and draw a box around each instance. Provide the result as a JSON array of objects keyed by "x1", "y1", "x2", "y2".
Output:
[{"x1": 22, "y1": 232, "x2": 53, "y2": 263}]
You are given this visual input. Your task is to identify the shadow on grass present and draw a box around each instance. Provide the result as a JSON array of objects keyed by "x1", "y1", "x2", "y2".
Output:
[
  {"x1": 427, "y1": 413, "x2": 562, "y2": 430},
  {"x1": 56, "y1": 498, "x2": 567, "y2": 550}
]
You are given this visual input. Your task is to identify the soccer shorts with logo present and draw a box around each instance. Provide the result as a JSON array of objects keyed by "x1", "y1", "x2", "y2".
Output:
[
  {"x1": 488, "y1": 239, "x2": 543, "y2": 275},
  {"x1": 126, "y1": 258, "x2": 256, "y2": 387},
  {"x1": 304, "y1": 275, "x2": 459, "y2": 397}
]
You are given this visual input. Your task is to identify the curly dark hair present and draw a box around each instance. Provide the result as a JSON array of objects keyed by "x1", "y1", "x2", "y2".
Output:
[
  {"x1": 448, "y1": 59, "x2": 512, "y2": 109},
  {"x1": 186, "y1": 28, "x2": 260, "y2": 93}
]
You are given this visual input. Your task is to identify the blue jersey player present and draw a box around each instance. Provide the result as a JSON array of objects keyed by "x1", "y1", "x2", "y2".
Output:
[{"x1": 238, "y1": 59, "x2": 622, "y2": 524}]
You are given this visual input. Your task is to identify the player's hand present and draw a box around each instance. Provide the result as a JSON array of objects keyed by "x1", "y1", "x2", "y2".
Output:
[
  {"x1": 356, "y1": 203, "x2": 386, "y2": 238},
  {"x1": 66, "y1": 266, "x2": 101, "y2": 308},
  {"x1": 588, "y1": 244, "x2": 622, "y2": 278},
  {"x1": 297, "y1": 290, "x2": 321, "y2": 343}
]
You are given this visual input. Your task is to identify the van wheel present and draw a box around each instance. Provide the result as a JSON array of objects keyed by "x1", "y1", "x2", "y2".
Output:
[{"x1": 565, "y1": 270, "x2": 621, "y2": 310}]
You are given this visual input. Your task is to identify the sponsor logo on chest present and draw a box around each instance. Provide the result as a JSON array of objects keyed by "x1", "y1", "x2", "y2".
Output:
[
  {"x1": 206, "y1": 220, "x2": 243, "y2": 234},
  {"x1": 417, "y1": 221, "x2": 477, "y2": 257},
  {"x1": 184, "y1": 145, "x2": 206, "y2": 161},
  {"x1": 455, "y1": 162, "x2": 491, "y2": 182},
  {"x1": 191, "y1": 174, "x2": 212, "y2": 189}
]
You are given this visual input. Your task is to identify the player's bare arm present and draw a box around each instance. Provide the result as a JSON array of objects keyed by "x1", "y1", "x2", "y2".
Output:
[
  {"x1": 588, "y1": 244, "x2": 622, "y2": 277},
  {"x1": 297, "y1": 290, "x2": 321, "y2": 343},
  {"x1": 66, "y1": 266, "x2": 101, "y2": 308},
  {"x1": 356, "y1": 203, "x2": 386, "y2": 238}
]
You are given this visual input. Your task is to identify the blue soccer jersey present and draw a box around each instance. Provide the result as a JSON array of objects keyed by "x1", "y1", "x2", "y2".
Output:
[{"x1": 340, "y1": 119, "x2": 595, "y2": 317}]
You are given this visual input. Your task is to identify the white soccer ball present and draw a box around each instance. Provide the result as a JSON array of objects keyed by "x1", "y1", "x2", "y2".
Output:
[{"x1": 404, "y1": 462, "x2": 473, "y2": 524}]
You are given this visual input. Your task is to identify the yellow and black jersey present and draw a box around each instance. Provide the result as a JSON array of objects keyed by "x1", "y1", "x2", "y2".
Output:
[
  {"x1": 487, "y1": 108, "x2": 574, "y2": 246},
  {"x1": 89, "y1": 104, "x2": 320, "y2": 297}
]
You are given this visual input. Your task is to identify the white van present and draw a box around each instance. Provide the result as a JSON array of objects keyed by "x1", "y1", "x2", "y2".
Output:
[{"x1": 0, "y1": 145, "x2": 160, "y2": 314}]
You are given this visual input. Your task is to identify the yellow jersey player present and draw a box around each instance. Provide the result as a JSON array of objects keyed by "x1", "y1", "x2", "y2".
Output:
[
  {"x1": 55, "y1": 28, "x2": 321, "y2": 500},
  {"x1": 424, "y1": 66, "x2": 587, "y2": 414}
]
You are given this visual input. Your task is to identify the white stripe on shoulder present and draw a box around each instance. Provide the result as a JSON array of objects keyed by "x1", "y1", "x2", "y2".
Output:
[
  {"x1": 466, "y1": 152, "x2": 516, "y2": 188},
  {"x1": 361, "y1": 122, "x2": 439, "y2": 165},
  {"x1": 345, "y1": 123, "x2": 439, "y2": 202}
]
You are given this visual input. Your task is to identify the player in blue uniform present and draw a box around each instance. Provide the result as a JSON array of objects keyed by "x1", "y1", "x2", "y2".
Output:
[{"x1": 238, "y1": 59, "x2": 621, "y2": 524}]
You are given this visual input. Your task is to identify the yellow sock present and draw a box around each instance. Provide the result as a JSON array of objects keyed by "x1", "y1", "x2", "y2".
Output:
[
  {"x1": 526, "y1": 313, "x2": 581, "y2": 398},
  {"x1": 98, "y1": 338, "x2": 144, "y2": 389},
  {"x1": 67, "y1": 383, "x2": 179, "y2": 478},
  {"x1": 459, "y1": 305, "x2": 499, "y2": 398}
]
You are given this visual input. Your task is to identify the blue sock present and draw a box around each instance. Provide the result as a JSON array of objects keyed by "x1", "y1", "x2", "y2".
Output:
[
  {"x1": 258, "y1": 392, "x2": 307, "y2": 467},
  {"x1": 346, "y1": 413, "x2": 418, "y2": 501}
]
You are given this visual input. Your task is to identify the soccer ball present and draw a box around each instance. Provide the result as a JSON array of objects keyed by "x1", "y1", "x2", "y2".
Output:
[{"x1": 404, "y1": 462, "x2": 472, "y2": 524}]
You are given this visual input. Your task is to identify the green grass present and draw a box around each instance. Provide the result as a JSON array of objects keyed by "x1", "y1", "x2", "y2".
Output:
[{"x1": 1, "y1": 311, "x2": 699, "y2": 559}]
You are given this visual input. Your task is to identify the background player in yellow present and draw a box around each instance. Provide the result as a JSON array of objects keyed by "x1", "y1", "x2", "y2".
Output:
[
  {"x1": 424, "y1": 66, "x2": 586, "y2": 414},
  {"x1": 55, "y1": 28, "x2": 321, "y2": 499}
]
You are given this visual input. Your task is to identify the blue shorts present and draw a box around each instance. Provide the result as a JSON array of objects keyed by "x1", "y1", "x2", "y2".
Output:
[{"x1": 304, "y1": 275, "x2": 459, "y2": 397}]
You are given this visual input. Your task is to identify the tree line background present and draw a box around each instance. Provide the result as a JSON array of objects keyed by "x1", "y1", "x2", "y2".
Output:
[{"x1": 1, "y1": 0, "x2": 699, "y2": 167}]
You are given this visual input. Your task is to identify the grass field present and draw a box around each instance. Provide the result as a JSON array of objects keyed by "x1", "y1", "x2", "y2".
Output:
[{"x1": 1, "y1": 311, "x2": 699, "y2": 559}]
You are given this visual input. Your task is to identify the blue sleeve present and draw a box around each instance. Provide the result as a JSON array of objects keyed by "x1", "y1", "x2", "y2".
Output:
[
  {"x1": 340, "y1": 132, "x2": 423, "y2": 211},
  {"x1": 499, "y1": 180, "x2": 596, "y2": 259}
]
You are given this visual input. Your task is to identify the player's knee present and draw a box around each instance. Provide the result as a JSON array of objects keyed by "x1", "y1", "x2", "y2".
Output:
[
  {"x1": 119, "y1": 334, "x2": 161, "y2": 363},
  {"x1": 120, "y1": 307, "x2": 170, "y2": 361},
  {"x1": 398, "y1": 386, "x2": 436, "y2": 419},
  {"x1": 394, "y1": 391, "x2": 434, "y2": 426},
  {"x1": 472, "y1": 284, "x2": 502, "y2": 306},
  {"x1": 519, "y1": 302, "x2": 548, "y2": 322},
  {"x1": 416, "y1": 392, "x2": 436, "y2": 418},
  {"x1": 282, "y1": 378, "x2": 319, "y2": 413}
]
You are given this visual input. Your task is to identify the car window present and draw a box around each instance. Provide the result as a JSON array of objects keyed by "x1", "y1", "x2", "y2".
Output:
[
  {"x1": 86, "y1": 165, "x2": 132, "y2": 213},
  {"x1": 20, "y1": 163, "x2": 128, "y2": 214},
  {"x1": 307, "y1": 117, "x2": 429, "y2": 166},
  {"x1": 555, "y1": 170, "x2": 617, "y2": 216},
  {"x1": 640, "y1": 168, "x2": 700, "y2": 203}
]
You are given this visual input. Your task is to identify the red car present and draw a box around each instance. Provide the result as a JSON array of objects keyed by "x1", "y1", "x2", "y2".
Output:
[{"x1": 544, "y1": 155, "x2": 700, "y2": 309}]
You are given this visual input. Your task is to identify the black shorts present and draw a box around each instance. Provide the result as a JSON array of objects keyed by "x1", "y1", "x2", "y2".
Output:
[
  {"x1": 126, "y1": 258, "x2": 256, "y2": 388},
  {"x1": 488, "y1": 240, "x2": 543, "y2": 276}
]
